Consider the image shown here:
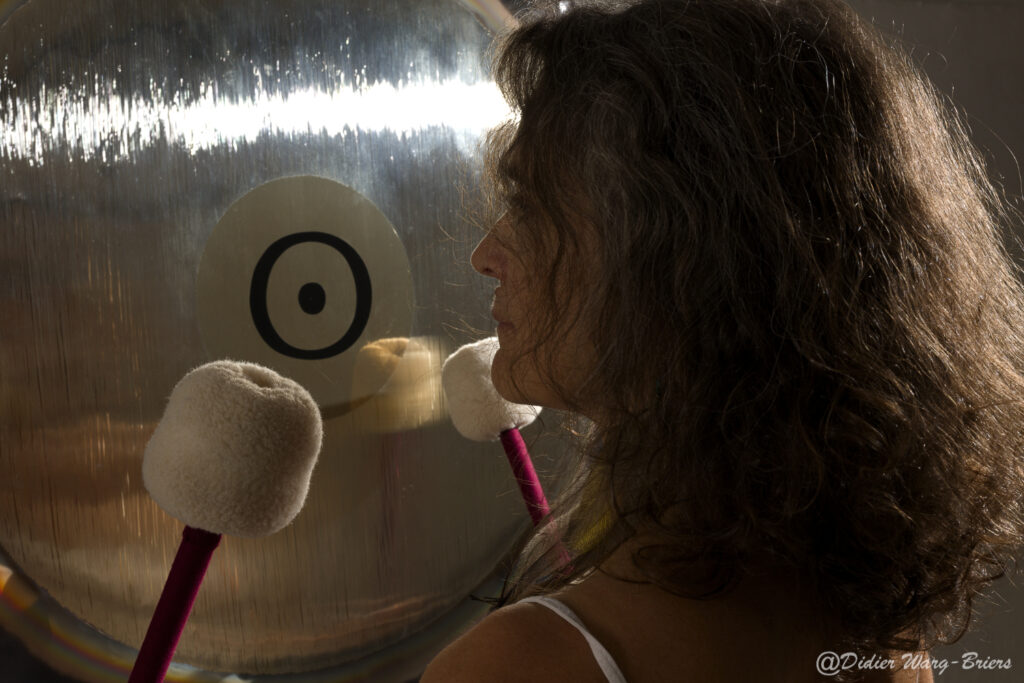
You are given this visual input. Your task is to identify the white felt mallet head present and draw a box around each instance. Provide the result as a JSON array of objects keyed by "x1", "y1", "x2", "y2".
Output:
[
  {"x1": 441, "y1": 337, "x2": 541, "y2": 442},
  {"x1": 142, "y1": 360, "x2": 323, "y2": 537}
]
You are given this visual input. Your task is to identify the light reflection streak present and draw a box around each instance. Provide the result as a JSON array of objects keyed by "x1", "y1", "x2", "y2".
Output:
[
  {"x1": 457, "y1": 0, "x2": 517, "y2": 33},
  {"x1": 1, "y1": 76, "x2": 511, "y2": 164}
]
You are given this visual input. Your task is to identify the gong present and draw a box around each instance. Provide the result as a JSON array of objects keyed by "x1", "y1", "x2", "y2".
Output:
[{"x1": 0, "y1": 0, "x2": 571, "y2": 680}]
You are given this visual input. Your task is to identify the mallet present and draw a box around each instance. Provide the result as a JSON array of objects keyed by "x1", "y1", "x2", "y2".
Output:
[
  {"x1": 441, "y1": 337, "x2": 550, "y2": 525},
  {"x1": 130, "y1": 361, "x2": 322, "y2": 683}
]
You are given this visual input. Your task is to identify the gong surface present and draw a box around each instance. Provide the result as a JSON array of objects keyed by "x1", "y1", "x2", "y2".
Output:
[{"x1": 0, "y1": 0, "x2": 571, "y2": 678}]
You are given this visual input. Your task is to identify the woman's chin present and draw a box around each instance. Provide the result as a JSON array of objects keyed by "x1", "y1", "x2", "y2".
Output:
[
  {"x1": 492, "y1": 367, "x2": 565, "y2": 412},
  {"x1": 489, "y1": 356, "x2": 525, "y2": 404},
  {"x1": 490, "y1": 343, "x2": 573, "y2": 410}
]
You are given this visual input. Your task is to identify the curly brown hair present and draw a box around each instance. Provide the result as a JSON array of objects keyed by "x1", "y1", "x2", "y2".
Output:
[{"x1": 479, "y1": 0, "x2": 1024, "y2": 667}]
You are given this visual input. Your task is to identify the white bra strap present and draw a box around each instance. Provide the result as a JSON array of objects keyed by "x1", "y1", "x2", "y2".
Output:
[{"x1": 518, "y1": 595, "x2": 628, "y2": 683}]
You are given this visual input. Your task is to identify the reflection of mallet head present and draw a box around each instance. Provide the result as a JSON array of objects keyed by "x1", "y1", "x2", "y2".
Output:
[
  {"x1": 345, "y1": 337, "x2": 446, "y2": 431},
  {"x1": 441, "y1": 338, "x2": 550, "y2": 525},
  {"x1": 130, "y1": 361, "x2": 322, "y2": 683}
]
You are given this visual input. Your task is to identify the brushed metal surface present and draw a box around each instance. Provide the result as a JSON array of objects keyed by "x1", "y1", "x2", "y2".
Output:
[{"x1": 0, "y1": 0, "x2": 568, "y2": 679}]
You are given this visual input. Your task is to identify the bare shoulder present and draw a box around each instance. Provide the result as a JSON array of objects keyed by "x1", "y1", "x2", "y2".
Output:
[{"x1": 421, "y1": 600, "x2": 601, "y2": 683}]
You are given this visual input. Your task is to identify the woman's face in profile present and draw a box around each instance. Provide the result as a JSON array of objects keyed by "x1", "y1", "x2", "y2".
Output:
[{"x1": 471, "y1": 210, "x2": 597, "y2": 412}]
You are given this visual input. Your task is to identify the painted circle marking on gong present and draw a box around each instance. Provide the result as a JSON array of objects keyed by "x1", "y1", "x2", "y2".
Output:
[
  {"x1": 197, "y1": 176, "x2": 414, "y2": 412},
  {"x1": 250, "y1": 231, "x2": 372, "y2": 359}
]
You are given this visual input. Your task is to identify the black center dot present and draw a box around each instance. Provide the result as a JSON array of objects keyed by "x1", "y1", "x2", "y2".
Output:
[{"x1": 298, "y1": 282, "x2": 326, "y2": 315}]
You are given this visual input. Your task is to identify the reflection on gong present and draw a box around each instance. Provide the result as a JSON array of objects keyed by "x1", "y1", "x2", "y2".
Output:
[{"x1": 0, "y1": 0, "x2": 570, "y2": 681}]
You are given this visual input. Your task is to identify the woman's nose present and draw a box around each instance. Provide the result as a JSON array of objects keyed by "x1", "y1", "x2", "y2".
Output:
[{"x1": 470, "y1": 215, "x2": 509, "y2": 280}]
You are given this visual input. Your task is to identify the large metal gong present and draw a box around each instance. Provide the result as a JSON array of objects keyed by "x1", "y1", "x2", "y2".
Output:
[{"x1": 0, "y1": 0, "x2": 570, "y2": 680}]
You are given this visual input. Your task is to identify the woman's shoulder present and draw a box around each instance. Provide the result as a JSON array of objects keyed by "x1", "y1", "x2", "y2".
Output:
[
  {"x1": 420, "y1": 597, "x2": 608, "y2": 683},
  {"x1": 422, "y1": 553, "x2": 938, "y2": 683}
]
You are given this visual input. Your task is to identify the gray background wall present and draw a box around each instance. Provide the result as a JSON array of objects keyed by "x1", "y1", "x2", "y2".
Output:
[
  {"x1": 853, "y1": 0, "x2": 1024, "y2": 252},
  {"x1": 847, "y1": 1, "x2": 1023, "y2": 680},
  {"x1": 1, "y1": 0, "x2": 1022, "y2": 681}
]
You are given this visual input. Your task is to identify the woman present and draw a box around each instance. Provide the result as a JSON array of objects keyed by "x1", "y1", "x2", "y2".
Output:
[{"x1": 425, "y1": 0, "x2": 1024, "y2": 680}]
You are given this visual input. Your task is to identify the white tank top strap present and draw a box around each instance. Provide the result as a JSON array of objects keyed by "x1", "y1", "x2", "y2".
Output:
[{"x1": 517, "y1": 595, "x2": 628, "y2": 683}]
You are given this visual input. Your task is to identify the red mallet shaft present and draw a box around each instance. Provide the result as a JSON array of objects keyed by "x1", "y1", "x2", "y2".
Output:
[
  {"x1": 128, "y1": 527, "x2": 220, "y2": 683},
  {"x1": 500, "y1": 426, "x2": 572, "y2": 570},
  {"x1": 499, "y1": 428, "x2": 550, "y2": 525}
]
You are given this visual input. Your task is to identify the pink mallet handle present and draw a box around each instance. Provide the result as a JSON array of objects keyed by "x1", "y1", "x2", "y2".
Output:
[
  {"x1": 499, "y1": 428, "x2": 550, "y2": 525},
  {"x1": 499, "y1": 428, "x2": 573, "y2": 571},
  {"x1": 128, "y1": 526, "x2": 221, "y2": 683}
]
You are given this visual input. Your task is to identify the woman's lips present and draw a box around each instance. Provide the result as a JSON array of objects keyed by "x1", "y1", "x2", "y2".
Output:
[
  {"x1": 493, "y1": 310, "x2": 515, "y2": 336},
  {"x1": 491, "y1": 303, "x2": 512, "y2": 327},
  {"x1": 492, "y1": 292, "x2": 514, "y2": 334}
]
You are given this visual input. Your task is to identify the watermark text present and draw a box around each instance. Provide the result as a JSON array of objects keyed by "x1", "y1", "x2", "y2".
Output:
[{"x1": 816, "y1": 651, "x2": 1013, "y2": 677}]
